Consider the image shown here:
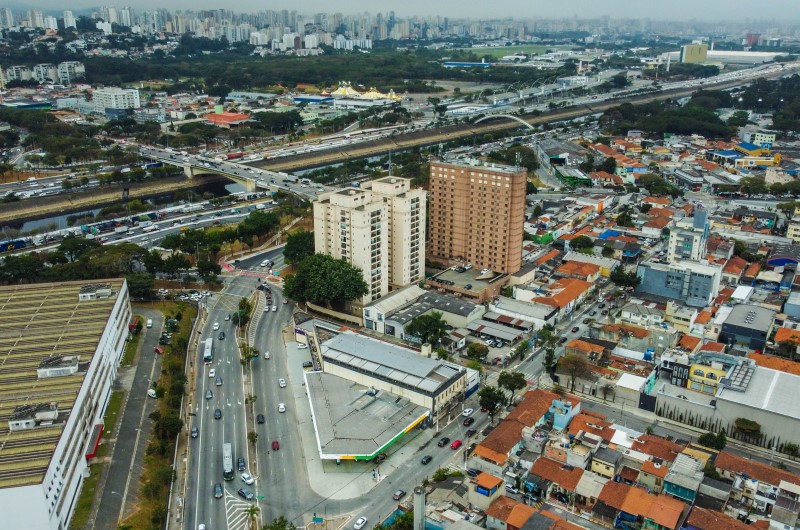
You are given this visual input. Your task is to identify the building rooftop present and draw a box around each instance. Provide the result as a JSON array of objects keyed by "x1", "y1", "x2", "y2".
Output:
[
  {"x1": 717, "y1": 365, "x2": 800, "y2": 422},
  {"x1": 722, "y1": 304, "x2": 776, "y2": 330},
  {"x1": 304, "y1": 371, "x2": 428, "y2": 458},
  {"x1": 321, "y1": 330, "x2": 464, "y2": 394},
  {"x1": 433, "y1": 157, "x2": 525, "y2": 175},
  {"x1": 714, "y1": 450, "x2": 800, "y2": 486},
  {"x1": 0, "y1": 279, "x2": 124, "y2": 489},
  {"x1": 387, "y1": 291, "x2": 480, "y2": 324},
  {"x1": 364, "y1": 285, "x2": 426, "y2": 317}
]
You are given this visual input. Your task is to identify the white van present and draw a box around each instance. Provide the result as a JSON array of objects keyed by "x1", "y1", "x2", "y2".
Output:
[
  {"x1": 146, "y1": 319, "x2": 153, "y2": 328},
  {"x1": 147, "y1": 388, "x2": 157, "y2": 398}
]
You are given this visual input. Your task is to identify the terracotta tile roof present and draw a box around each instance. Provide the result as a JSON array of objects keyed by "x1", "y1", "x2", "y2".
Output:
[
  {"x1": 715, "y1": 451, "x2": 800, "y2": 486},
  {"x1": 567, "y1": 411, "x2": 615, "y2": 442},
  {"x1": 640, "y1": 459, "x2": 669, "y2": 478},
  {"x1": 473, "y1": 389, "x2": 569, "y2": 465},
  {"x1": 743, "y1": 262, "x2": 761, "y2": 279},
  {"x1": 530, "y1": 457, "x2": 584, "y2": 491},
  {"x1": 698, "y1": 342, "x2": 725, "y2": 353},
  {"x1": 684, "y1": 507, "x2": 750, "y2": 530},
  {"x1": 630, "y1": 434, "x2": 684, "y2": 463},
  {"x1": 486, "y1": 496, "x2": 519, "y2": 521},
  {"x1": 645, "y1": 494, "x2": 685, "y2": 529},
  {"x1": 601, "y1": 322, "x2": 650, "y2": 340},
  {"x1": 589, "y1": 171, "x2": 624, "y2": 185},
  {"x1": 507, "y1": 504, "x2": 538, "y2": 528},
  {"x1": 476, "y1": 472, "x2": 504, "y2": 490},
  {"x1": 774, "y1": 327, "x2": 800, "y2": 344},
  {"x1": 555, "y1": 261, "x2": 601, "y2": 278},
  {"x1": 644, "y1": 216, "x2": 671, "y2": 229},
  {"x1": 644, "y1": 196, "x2": 672, "y2": 206},
  {"x1": 597, "y1": 481, "x2": 630, "y2": 511},
  {"x1": 694, "y1": 311, "x2": 713, "y2": 325},
  {"x1": 647, "y1": 207, "x2": 674, "y2": 218},
  {"x1": 566, "y1": 339, "x2": 606, "y2": 356},
  {"x1": 535, "y1": 249, "x2": 561, "y2": 266},
  {"x1": 607, "y1": 235, "x2": 638, "y2": 244},
  {"x1": 747, "y1": 353, "x2": 800, "y2": 376},
  {"x1": 619, "y1": 466, "x2": 640, "y2": 483},
  {"x1": 678, "y1": 334, "x2": 702, "y2": 352},
  {"x1": 723, "y1": 256, "x2": 748, "y2": 275},
  {"x1": 751, "y1": 520, "x2": 770, "y2": 530},
  {"x1": 535, "y1": 278, "x2": 593, "y2": 309}
]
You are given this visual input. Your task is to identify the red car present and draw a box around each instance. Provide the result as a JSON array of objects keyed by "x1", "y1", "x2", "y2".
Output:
[
  {"x1": 450, "y1": 440, "x2": 463, "y2": 450},
  {"x1": 272, "y1": 440, "x2": 279, "y2": 451}
]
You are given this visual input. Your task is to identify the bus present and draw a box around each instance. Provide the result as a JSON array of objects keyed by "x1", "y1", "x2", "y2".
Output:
[
  {"x1": 203, "y1": 338, "x2": 214, "y2": 364},
  {"x1": 222, "y1": 443, "x2": 234, "y2": 481}
]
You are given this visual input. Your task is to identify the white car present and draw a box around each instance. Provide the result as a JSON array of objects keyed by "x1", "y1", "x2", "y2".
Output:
[
  {"x1": 297, "y1": 343, "x2": 308, "y2": 350},
  {"x1": 209, "y1": 369, "x2": 216, "y2": 378},
  {"x1": 462, "y1": 408, "x2": 474, "y2": 417},
  {"x1": 241, "y1": 472, "x2": 254, "y2": 485},
  {"x1": 260, "y1": 260, "x2": 269, "y2": 267},
  {"x1": 279, "y1": 378, "x2": 287, "y2": 388},
  {"x1": 480, "y1": 268, "x2": 491, "y2": 274},
  {"x1": 353, "y1": 517, "x2": 368, "y2": 530},
  {"x1": 212, "y1": 322, "x2": 220, "y2": 331},
  {"x1": 264, "y1": 351, "x2": 270, "y2": 359},
  {"x1": 278, "y1": 403, "x2": 286, "y2": 413},
  {"x1": 271, "y1": 305, "x2": 277, "y2": 312}
]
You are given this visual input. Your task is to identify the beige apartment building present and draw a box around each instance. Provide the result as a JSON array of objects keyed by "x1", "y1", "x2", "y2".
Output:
[
  {"x1": 427, "y1": 159, "x2": 526, "y2": 274},
  {"x1": 314, "y1": 176, "x2": 426, "y2": 305}
]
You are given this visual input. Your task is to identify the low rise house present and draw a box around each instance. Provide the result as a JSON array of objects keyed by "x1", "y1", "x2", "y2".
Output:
[{"x1": 714, "y1": 450, "x2": 800, "y2": 516}]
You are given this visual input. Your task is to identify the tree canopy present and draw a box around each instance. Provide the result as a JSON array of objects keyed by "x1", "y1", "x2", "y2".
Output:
[
  {"x1": 405, "y1": 311, "x2": 449, "y2": 345},
  {"x1": 283, "y1": 254, "x2": 368, "y2": 310},
  {"x1": 283, "y1": 229, "x2": 315, "y2": 266},
  {"x1": 478, "y1": 385, "x2": 507, "y2": 424}
]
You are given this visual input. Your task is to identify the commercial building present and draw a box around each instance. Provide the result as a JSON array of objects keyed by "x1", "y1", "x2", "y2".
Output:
[
  {"x1": 680, "y1": 44, "x2": 708, "y2": 63},
  {"x1": 0, "y1": 280, "x2": 131, "y2": 530},
  {"x1": 314, "y1": 177, "x2": 426, "y2": 305},
  {"x1": 667, "y1": 212, "x2": 709, "y2": 263},
  {"x1": 427, "y1": 159, "x2": 526, "y2": 274},
  {"x1": 92, "y1": 87, "x2": 140, "y2": 114},
  {"x1": 636, "y1": 259, "x2": 722, "y2": 308},
  {"x1": 718, "y1": 304, "x2": 775, "y2": 351}
]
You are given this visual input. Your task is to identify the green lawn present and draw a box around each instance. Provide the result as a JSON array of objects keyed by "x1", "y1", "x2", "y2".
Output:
[
  {"x1": 121, "y1": 328, "x2": 142, "y2": 366},
  {"x1": 455, "y1": 45, "x2": 550, "y2": 58},
  {"x1": 68, "y1": 463, "x2": 101, "y2": 530},
  {"x1": 97, "y1": 390, "x2": 126, "y2": 458}
]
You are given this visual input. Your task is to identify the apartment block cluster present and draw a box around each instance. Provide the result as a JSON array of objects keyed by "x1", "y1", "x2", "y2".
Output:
[{"x1": 432, "y1": 388, "x2": 800, "y2": 530}]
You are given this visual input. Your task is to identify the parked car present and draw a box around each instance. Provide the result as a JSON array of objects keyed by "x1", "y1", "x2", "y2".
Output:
[
  {"x1": 437, "y1": 437, "x2": 451, "y2": 447},
  {"x1": 466, "y1": 428, "x2": 477, "y2": 437},
  {"x1": 558, "y1": 337, "x2": 568, "y2": 344},
  {"x1": 571, "y1": 326, "x2": 579, "y2": 333},
  {"x1": 298, "y1": 343, "x2": 308, "y2": 350},
  {"x1": 505, "y1": 484, "x2": 520, "y2": 494},
  {"x1": 392, "y1": 490, "x2": 406, "y2": 500},
  {"x1": 302, "y1": 361, "x2": 313, "y2": 368},
  {"x1": 467, "y1": 468, "x2": 480, "y2": 477},
  {"x1": 421, "y1": 455, "x2": 433, "y2": 465}
]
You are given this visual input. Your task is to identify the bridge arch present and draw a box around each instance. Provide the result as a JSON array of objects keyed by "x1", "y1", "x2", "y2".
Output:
[{"x1": 473, "y1": 114, "x2": 536, "y2": 130}]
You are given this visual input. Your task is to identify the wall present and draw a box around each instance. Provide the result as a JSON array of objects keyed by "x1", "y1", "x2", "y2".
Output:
[{"x1": 307, "y1": 301, "x2": 364, "y2": 327}]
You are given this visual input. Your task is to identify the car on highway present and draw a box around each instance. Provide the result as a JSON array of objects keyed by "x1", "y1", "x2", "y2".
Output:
[
  {"x1": 392, "y1": 490, "x2": 406, "y2": 500},
  {"x1": 437, "y1": 437, "x2": 450, "y2": 447},
  {"x1": 237, "y1": 488, "x2": 254, "y2": 501},
  {"x1": 462, "y1": 408, "x2": 474, "y2": 417},
  {"x1": 279, "y1": 378, "x2": 287, "y2": 388},
  {"x1": 237, "y1": 457, "x2": 246, "y2": 471},
  {"x1": 421, "y1": 455, "x2": 433, "y2": 465},
  {"x1": 353, "y1": 517, "x2": 368, "y2": 530},
  {"x1": 209, "y1": 369, "x2": 216, "y2": 378},
  {"x1": 191, "y1": 426, "x2": 199, "y2": 438},
  {"x1": 241, "y1": 472, "x2": 254, "y2": 485},
  {"x1": 205, "y1": 390, "x2": 213, "y2": 400},
  {"x1": 257, "y1": 414, "x2": 265, "y2": 424},
  {"x1": 214, "y1": 408, "x2": 222, "y2": 419},
  {"x1": 463, "y1": 417, "x2": 475, "y2": 427},
  {"x1": 218, "y1": 331, "x2": 225, "y2": 340},
  {"x1": 264, "y1": 351, "x2": 270, "y2": 359},
  {"x1": 214, "y1": 483, "x2": 223, "y2": 499},
  {"x1": 451, "y1": 440, "x2": 463, "y2": 450},
  {"x1": 272, "y1": 440, "x2": 280, "y2": 450},
  {"x1": 571, "y1": 327, "x2": 579, "y2": 333},
  {"x1": 278, "y1": 403, "x2": 286, "y2": 413},
  {"x1": 215, "y1": 376, "x2": 223, "y2": 386},
  {"x1": 212, "y1": 322, "x2": 219, "y2": 330}
]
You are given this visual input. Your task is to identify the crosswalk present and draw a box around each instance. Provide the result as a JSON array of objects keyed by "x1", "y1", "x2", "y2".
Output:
[{"x1": 224, "y1": 491, "x2": 257, "y2": 530}]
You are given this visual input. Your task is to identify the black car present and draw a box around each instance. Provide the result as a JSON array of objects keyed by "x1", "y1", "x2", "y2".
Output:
[
  {"x1": 582, "y1": 318, "x2": 590, "y2": 324},
  {"x1": 437, "y1": 436, "x2": 451, "y2": 447},
  {"x1": 598, "y1": 303, "x2": 605, "y2": 309},
  {"x1": 237, "y1": 457, "x2": 246, "y2": 471},
  {"x1": 302, "y1": 361, "x2": 314, "y2": 368},
  {"x1": 237, "y1": 488, "x2": 254, "y2": 501},
  {"x1": 466, "y1": 428, "x2": 477, "y2": 438},
  {"x1": 392, "y1": 489, "x2": 406, "y2": 501},
  {"x1": 589, "y1": 310, "x2": 597, "y2": 316},
  {"x1": 555, "y1": 492, "x2": 569, "y2": 505},
  {"x1": 257, "y1": 414, "x2": 265, "y2": 424},
  {"x1": 421, "y1": 455, "x2": 433, "y2": 465},
  {"x1": 467, "y1": 468, "x2": 480, "y2": 477},
  {"x1": 214, "y1": 408, "x2": 222, "y2": 420},
  {"x1": 191, "y1": 426, "x2": 199, "y2": 438},
  {"x1": 558, "y1": 336, "x2": 568, "y2": 344},
  {"x1": 218, "y1": 331, "x2": 226, "y2": 340},
  {"x1": 463, "y1": 417, "x2": 475, "y2": 427},
  {"x1": 571, "y1": 326, "x2": 579, "y2": 333},
  {"x1": 214, "y1": 483, "x2": 223, "y2": 499},
  {"x1": 601, "y1": 309, "x2": 609, "y2": 315}
]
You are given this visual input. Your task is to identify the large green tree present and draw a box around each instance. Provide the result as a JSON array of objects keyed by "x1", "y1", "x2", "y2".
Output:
[
  {"x1": 283, "y1": 254, "x2": 368, "y2": 310},
  {"x1": 283, "y1": 229, "x2": 315, "y2": 265},
  {"x1": 467, "y1": 342, "x2": 490, "y2": 361},
  {"x1": 478, "y1": 386, "x2": 507, "y2": 424},
  {"x1": 405, "y1": 311, "x2": 448, "y2": 345},
  {"x1": 497, "y1": 371, "x2": 527, "y2": 403},
  {"x1": 558, "y1": 353, "x2": 593, "y2": 392}
]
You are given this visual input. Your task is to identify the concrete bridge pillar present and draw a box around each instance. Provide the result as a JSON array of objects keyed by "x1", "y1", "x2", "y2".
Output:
[{"x1": 183, "y1": 165, "x2": 194, "y2": 178}]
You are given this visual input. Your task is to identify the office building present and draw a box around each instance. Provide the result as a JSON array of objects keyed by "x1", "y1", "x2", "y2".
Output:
[
  {"x1": 27, "y1": 9, "x2": 44, "y2": 29},
  {"x1": 427, "y1": 159, "x2": 526, "y2": 274},
  {"x1": 92, "y1": 87, "x2": 140, "y2": 113},
  {"x1": 0, "y1": 7, "x2": 14, "y2": 28},
  {"x1": 719, "y1": 304, "x2": 775, "y2": 351},
  {"x1": 63, "y1": 10, "x2": 76, "y2": 29},
  {"x1": 636, "y1": 259, "x2": 722, "y2": 308},
  {"x1": 32, "y1": 64, "x2": 58, "y2": 84},
  {"x1": 314, "y1": 177, "x2": 426, "y2": 305},
  {"x1": 680, "y1": 43, "x2": 708, "y2": 63},
  {"x1": 57, "y1": 62, "x2": 85, "y2": 85},
  {"x1": 667, "y1": 211, "x2": 709, "y2": 263},
  {"x1": 43, "y1": 15, "x2": 57, "y2": 30},
  {"x1": 0, "y1": 280, "x2": 131, "y2": 530}
]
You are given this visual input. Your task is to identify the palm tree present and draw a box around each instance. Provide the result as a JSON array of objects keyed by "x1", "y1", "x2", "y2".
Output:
[{"x1": 245, "y1": 505, "x2": 260, "y2": 529}]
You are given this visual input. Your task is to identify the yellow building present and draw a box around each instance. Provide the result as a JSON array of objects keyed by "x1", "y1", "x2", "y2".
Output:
[
  {"x1": 680, "y1": 44, "x2": 708, "y2": 64},
  {"x1": 688, "y1": 363, "x2": 728, "y2": 394}
]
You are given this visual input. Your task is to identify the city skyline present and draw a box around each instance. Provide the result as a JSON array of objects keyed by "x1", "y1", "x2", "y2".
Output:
[{"x1": 10, "y1": 0, "x2": 800, "y2": 22}]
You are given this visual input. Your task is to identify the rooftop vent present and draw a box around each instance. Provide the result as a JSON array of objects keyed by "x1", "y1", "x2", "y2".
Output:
[
  {"x1": 8, "y1": 402, "x2": 60, "y2": 431},
  {"x1": 78, "y1": 283, "x2": 114, "y2": 301}
]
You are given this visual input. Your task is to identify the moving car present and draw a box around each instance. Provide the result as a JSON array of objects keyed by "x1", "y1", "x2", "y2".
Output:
[
  {"x1": 214, "y1": 483, "x2": 223, "y2": 499},
  {"x1": 241, "y1": 473, "x2": 254, "y2": 485},
  {"x1": 272, "y1": 440, "x2": 280, "y2": 450},
  {"x1": 214, "y1": 408, "x2": 222, "y2": 419},
  {"x1": 212, "y1": 322, "x2": 220, "y2": 330},
  {"x1": 463, "y1": 417, "x2": 475, "y2": 427},
  {"x1": 205, "y1": 390, "x2": 213, "y2": 400},
  {"x1": 279, "y1": 378, "x2": 287, "y2": 388},
  {"x1": 571, "y1": 327, "x2": 579, "y2": 333},
  {"x1": 421, "y1": 455, "x2": 433, "y2": 465},
  {"x1": 237, "y1": 488, "x2": 254, "y2": 501},
  {"x1": 278, "y1": 403, "x2": 286, "y2": 413},
  {"x1": 462, "y1": 408, "x2": 474, "y2": 417},
  {"x1": 257, "y1": 414, "x2": 265, "y2": 424},
  {"x1": 191, "y1": 427, "x2": 199, "y2": 438},
  {"x1": 237, "y1": 457, "x2": 246, "y2": 471},
  {"x1": 437, "y1": 437, "x2": 450, "y2": 447},
  {"x1": 450, "y1": 440, "x2": 463, "y2": 450},
  {"x1": 215, "y1": 376, "x2": 223, "y2": 386},
  {"x1": 298, "y1": 343, "x2": 308, "y2": 350},
  {"x1": 353, "y1": 517, "x2": 368, "y2": 530},
  {"x1": 209, "y1": 369, "x2": 216, "y2": 378},
  {"x1": 264, "y1": 351, "x2": 270, "y2": 359},
  {"x1": 218, "y1": 332, "x2": 225, "y2": 340},
  {"x1": 392, "y1": 490, "x2": 406, "y2": 500},
  {"x1": 466, "y1": 428, "x2": 477, "y2": 437}
]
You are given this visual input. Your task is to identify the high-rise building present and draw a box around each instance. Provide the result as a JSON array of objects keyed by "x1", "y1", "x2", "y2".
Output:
[
  {"x1": 63, "y1": 10, "x2": 76, "y2": 29},
  {"x1": 667, "y1": 210, "x2": 709, "y2": 263},
  {"x1": 313, "y1": 177, "x2": 426, "y2": 305},
  {"x1": 427, "y1": 159, "x2": 526, "y2": 274},
  {"x1": 119, "y1": 7, "x2": 134, "y2": 27},
  {"x1": 43, "y1": 15, "x2": 58, "y2": 31},
  {"x1": 28, "y1": 9, "x2": 44, "y2": 28},
  {"x1": 0, "y1": 7, "x2": 14, "y2": 28},
  {"x1": 92, "y1": 87, "x2": 140, "y2": 113}
]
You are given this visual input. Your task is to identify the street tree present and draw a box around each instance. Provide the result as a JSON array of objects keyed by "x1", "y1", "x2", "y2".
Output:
[
  {"x1": 248, "y1": 431, "x2": 258, "y2": 446},
  {"x1": 467, "y1": 342, "x2": 490, "y2": 362},
  {"x1": 405, "y1": 311, "x2": 448, "y2": 345},
  {"x1": 262, "y1": 516, "x2": 296, "y2": 530},
  {"x1": 610, "y1": 267, "x2": 641, "y2": 288},
  {"x1": 497, "y1": 371, "x2": 527, "y2": 404},
  {"x1": 283, "y1": 229, "x2": 315, "y2": 265},
  {"x1": 542, "y1": 335, "x2": 558, "y2": 372},
  {"x1": 478, "y1": 385, "x2": 507, "y2": 424},
  {"x1": 570, "y1": 235, "x2": 594, "y2": 250},
  {"x1": 284, "y1": 254, "x2": 368, "y2": 310},
  {"x1": 245, "y1": 504, "x2": 260, "y2": 530},
  {"x1": 558, "y1": 353, "x2": 593, "y2": 392}
]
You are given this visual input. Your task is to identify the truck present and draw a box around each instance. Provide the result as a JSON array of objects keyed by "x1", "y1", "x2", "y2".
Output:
[
  {"x1": 226, "y1": 152, "x2": 244, "y2": 160},
  {"x1": 255, "y1": 203, "x2": 266, "y2": 210},
  {"x1": 142, "y1": 224, "x2": 158, "y2": 233},
  {"x1": 139, "y1": 220, "x2": 154, "y2": 229},
  {"x1": 281, "y1": 173, "x2": 298, "y2": 184},
  {"x1": 182, "y1": 203, "x2": 204, "y2": 214},
  {"x1": 114, "y1": 226, "x2": 129, "y2": 234},
  {"x1": 141, "y1": 162, "x2": 163, "y2": 170}
]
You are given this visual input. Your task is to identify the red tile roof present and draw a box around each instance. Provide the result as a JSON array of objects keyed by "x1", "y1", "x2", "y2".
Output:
[
  {"x1": 535, "y1": 278, "x2": 593, "y2": 309},
  {"x1": 723, "y1": 256, "x2": 748, "y2": 275},
  {"x1": 678, "y1": 335, "x2": 702, "y2": 352},
  {"x1": 644, "y1": 196, "x2": 672, "y2": 206},
  {"x1": 507, "y1": 504, "x2": 538, "y2": 528},
  {"x1": 698, "y1": 342, "x2": 725, "y2": 353},
  {"x1": 567, "y1": 411, "x2": 615, "y2": 442},
  {"x1": 694, "y1": 311, "x2": 713, "y2": 325},
  {"x1": 640, "y1": 459, "x2": 669, "y2": 479},
  {"x1": 530, "y1": 457, "x2": 584, "y2": 491},
  {"x1": 486, "y1": 496, "x2": 518, "y2": 521},
  {"x1": 715, "y1": 451, "x2": 800, "y2": 486},
  {"x1": 747, "y1": 353, "x2": 800, "y2": 376},
  {"x1": 555, "y1": 261, "x2": 601, "y2": 279},
  {"x1": 743, "y1": 262, "x2": 761, "y2": 279},
  {"x1": 630, "y1": 434, "x2": 684, "y2": 463},
  {"x1": 476, "y1": 472, "x2": 504, "y2": 490},
  {"x1": 601, "y1": 322, "x2": 650, "y2": 340},
  {"x1": 685, "y1": 507, "x2": 751, "y2": 530},
  {"x1": 535, "y1": 249, "x2": 561, "y2": 266},
  {"x1": 644, "y1": 216, "x2": 671, "y2": 229},
  {"x1": 774, "y1": 327, "x2": 800, "y2": 344}
]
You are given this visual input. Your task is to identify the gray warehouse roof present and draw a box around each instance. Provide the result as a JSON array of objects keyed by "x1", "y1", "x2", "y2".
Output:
[
  {"x1": 322, "y1": 330, "x2": 464, "y2": 394},
  {"x1": 717, "y1": 365, "x2": 800, "y2": 421},
  {"x1": 387, "y1": 291, "x2": 480, "y2": 325},
  {"x1": 722, "y1": 304, "x2": 776, "y2": 330}
]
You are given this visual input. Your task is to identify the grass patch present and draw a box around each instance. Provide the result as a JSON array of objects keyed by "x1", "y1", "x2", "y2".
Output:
[
  {"x1": 120, "y1": 302, "x2": 197, "y2": 530},
  {"x1": 454, "y1": 45, "x2": 550, "y2": 58},
  {"x1": 121, "y1": 314, "x2": 144, "y2": 366},
  {"x1": 102, "y1": 390, "x2": 125, "y2": 439},
  {"x1": 68, "y1": 463, "x2": 102, "y2": 530}
]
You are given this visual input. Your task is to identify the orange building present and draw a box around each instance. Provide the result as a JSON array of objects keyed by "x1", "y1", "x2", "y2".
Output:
[{"x1": 427, "y1": 159, "x2": 526, "y2": 274}]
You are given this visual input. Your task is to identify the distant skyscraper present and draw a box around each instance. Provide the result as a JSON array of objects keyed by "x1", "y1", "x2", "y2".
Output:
[
  {"x1": 63, "y1": 10, "x2": 76, "y2": 29},
  {"x1": 43, "y1": 15, "x2": 58, "y2": 30},
  {"x1": 28, "y1": 9, "x2": 44, "y2": 29},
  {"x1": 119, "y1": 7, "x2": 133, "y2": 27},
  {"x1": 0, "y1": 7, "x2": 14, "y2": 28}
]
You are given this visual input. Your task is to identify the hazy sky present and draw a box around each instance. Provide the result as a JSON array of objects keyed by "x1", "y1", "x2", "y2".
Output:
[{"x1": 33, "y1": 1, "x2": 800, "y2": 21}]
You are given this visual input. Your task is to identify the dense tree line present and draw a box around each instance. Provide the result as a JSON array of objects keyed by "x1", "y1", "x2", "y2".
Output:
[
  {"x1": 737, "y1": 75, "x2": 800, "y2": 132},
  {"x1": 599, "y1": 94, "x2": 733, "y2": 138}
]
